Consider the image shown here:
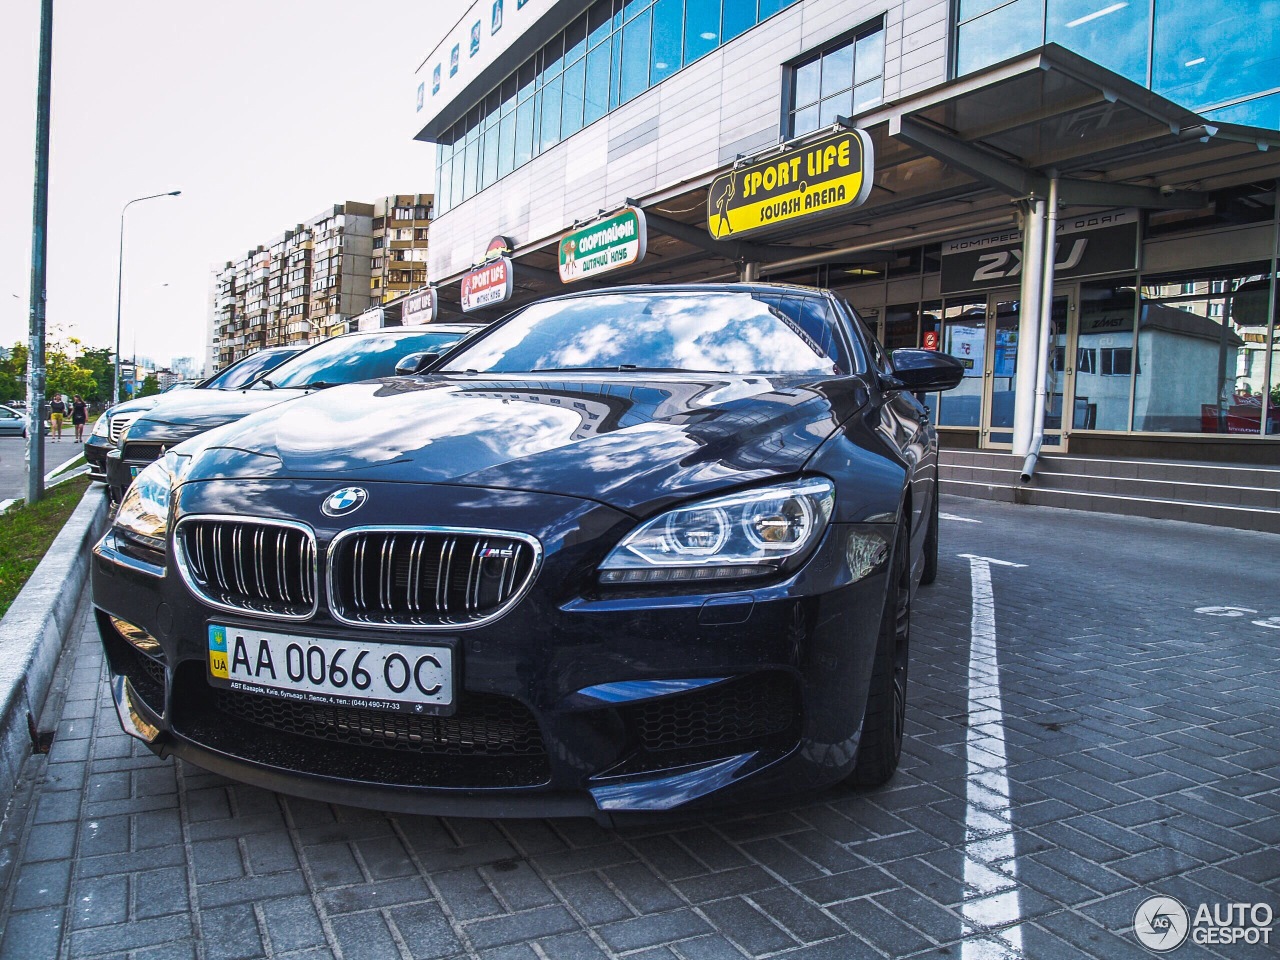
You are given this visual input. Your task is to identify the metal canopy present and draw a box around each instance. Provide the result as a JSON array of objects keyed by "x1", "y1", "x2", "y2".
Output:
[{"x1": 430, "y1": 43, "x2": 1280, "y2": 318}]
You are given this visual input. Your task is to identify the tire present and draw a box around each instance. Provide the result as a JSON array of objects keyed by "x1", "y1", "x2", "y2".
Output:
[
  {"x1": 849, "y1": 521, "x2": 910, "y2": 788},
  {"x1": 920, "y1": 472, "x2": 940, "y2": 586}
]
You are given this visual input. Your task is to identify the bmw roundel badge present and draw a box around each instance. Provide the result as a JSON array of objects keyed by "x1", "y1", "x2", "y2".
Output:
[{"x1": 322, "y1": 486, "x2": 368, "y2": 517}]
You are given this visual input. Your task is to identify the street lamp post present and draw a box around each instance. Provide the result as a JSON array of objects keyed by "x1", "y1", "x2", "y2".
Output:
[{"x1": 113, "y1": 190, "x2": 181, "y2": 406}]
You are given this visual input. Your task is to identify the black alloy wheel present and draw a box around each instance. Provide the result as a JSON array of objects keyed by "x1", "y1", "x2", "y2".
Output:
[{"x1": 849, "y1": 519, "x2": 911, "y2": 787}]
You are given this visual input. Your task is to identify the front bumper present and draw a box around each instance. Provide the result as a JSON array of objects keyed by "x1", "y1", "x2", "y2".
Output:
[
  {"x1": 92, "y1": 479, "x2": 893, "y2": 821},
  {"x1": 106, "y1": 448, "x2": 153, "y2": 501},
  {"x1": 85, "y1": 436, "x2": 111, "y2": 481}
]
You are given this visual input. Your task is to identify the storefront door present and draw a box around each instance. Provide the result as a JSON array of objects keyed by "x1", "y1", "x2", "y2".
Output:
[{"x1": 980, "y1": 289, "x2": 1074, "y2": 451}]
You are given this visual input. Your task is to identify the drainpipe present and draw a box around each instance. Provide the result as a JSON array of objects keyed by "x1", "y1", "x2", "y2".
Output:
[
  {"x1": 1022, "y1": 173, "x2": 1060, "y2": 483},
  {"x1": 1011, "y1": 196, "x2": 1047, "y2": 458}
]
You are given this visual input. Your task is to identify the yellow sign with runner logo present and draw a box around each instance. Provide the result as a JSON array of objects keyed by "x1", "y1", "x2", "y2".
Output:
[{"x1": 706, "y1": 129, "x2": 874, "y2": 240}]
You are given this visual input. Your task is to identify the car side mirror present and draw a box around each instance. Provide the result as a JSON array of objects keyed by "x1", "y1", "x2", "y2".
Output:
[
  {"x1": 395, "y1": 352, "x2": 441, "y2": 376},
  {"x1": 886, "y1": 348, "x2": 965, "y2": 393}
]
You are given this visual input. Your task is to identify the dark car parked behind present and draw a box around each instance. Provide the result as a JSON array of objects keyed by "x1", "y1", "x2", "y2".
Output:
[
  {"x1": 104, "y1": 325, "x2": 481, "y2": 501},
  {"x1": 93, "y1": 284, "x2": 962, "y2": 822},
  {"x1": 84, "y1": 345, "x2": 303, "y2": 483}
]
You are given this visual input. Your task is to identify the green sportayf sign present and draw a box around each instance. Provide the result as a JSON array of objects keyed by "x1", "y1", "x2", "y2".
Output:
[{"x1": 558, "y1": 206, "x2": 647, "y2": 283}]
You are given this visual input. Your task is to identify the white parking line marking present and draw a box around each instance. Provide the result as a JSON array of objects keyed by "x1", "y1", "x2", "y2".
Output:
[
  {"x1": 961, "y1": 554, "x2": 1025, "y2": 958},
  {"x1": 941, "y1": 513, "x2": 982, "y2": 523}
]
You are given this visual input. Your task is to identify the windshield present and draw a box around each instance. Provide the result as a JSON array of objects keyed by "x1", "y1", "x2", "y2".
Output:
[
  {"x1": 259, "y1": 330, "x2": 471, "y2": 390},
  {"x1": 442, "y1": 292, "x2": 854, "y2": 376},
  {"x1": 204, "y1": 349, "x2": 297, "y2": 390}
]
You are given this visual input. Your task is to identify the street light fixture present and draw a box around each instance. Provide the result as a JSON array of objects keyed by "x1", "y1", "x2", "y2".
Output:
[{"x1": 113, "y1": 190, "x2": 181, "y2": 406}]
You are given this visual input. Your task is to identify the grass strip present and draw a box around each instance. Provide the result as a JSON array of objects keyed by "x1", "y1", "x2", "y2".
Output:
[{"x1": 0, "y1": 476, "x2": 92, "y2": 619}]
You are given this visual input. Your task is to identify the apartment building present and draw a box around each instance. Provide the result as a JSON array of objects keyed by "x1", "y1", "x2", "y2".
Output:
[
  {"x1": 209, "y1": 199, "x2": 422, "y2": 370},
  {"x1": 371, "y1": 194, "x2": 434, "y2": 303},
  {"x1": 307, "y1": 202, "x2": 376, "y2": 338}
]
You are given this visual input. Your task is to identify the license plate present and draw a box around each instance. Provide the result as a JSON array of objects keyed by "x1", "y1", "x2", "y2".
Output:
[
  {"x1": 207, "y1": 624, "x2": 454, "y2": 714},
  {"x1": 130, "y1": 465, "x2": 140, "y2": 478}
]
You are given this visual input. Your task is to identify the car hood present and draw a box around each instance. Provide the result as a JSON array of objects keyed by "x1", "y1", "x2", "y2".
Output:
[
  {"x1": 125, "y1": 387, "x2": 308, "y2": 441},
  {"x1": 107, "y1": 396, "x2": 161, "y2": 417},
  {"x1": 182, "y1": 374, "x2": 867, "y2": 515}
]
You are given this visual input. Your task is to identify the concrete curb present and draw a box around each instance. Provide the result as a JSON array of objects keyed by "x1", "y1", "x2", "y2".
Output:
[{"x1": 0, "y1": 486, "x2": 108, "y2": 805}]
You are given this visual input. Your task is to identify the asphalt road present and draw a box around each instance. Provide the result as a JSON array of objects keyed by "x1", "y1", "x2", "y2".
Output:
[
  {"x1": 0, "y1": 434, "x2": 86, "y2": 503},
  {"x1": 1, "y1": 496, "x2": 1277, "y2": 959}
]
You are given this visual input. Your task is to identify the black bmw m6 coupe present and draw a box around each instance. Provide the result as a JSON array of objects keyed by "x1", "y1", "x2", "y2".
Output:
[{"x1": 92, "y1": 283, "x2": 963, "y2": 822}]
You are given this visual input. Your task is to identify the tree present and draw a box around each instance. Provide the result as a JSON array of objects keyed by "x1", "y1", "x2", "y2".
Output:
[
  {"x1": 136, "y1": 375, "x2": 161, "y2": 398},
  {"x1": 46, "y1": 348, "x2": 96, "y2": 401},
  {"x1": 77, "y1": 347, "x2": 115, "y2": 404},
  {"x1": 0, "y1": 343, "x2": 26, "y2": 403}
]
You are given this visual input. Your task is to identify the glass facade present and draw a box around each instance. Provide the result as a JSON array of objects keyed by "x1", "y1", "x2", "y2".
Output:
[
  {"x1": 1134, "y1": 264, "x2": 1276, "y2": 435},
  {"x1": 955, "y1": 0, "x2": 1280, "y2": 128},
  {"x1": 434, "y1": 0, "x2": 803, "y2": 216},
  {"x1": 842, "y1": 184, "x2": 1278, "y2": 440}
]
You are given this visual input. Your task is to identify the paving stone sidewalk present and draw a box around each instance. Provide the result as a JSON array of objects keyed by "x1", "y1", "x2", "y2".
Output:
[{"x1": 1, "y1": 496, "x2": 1277, "y2": 959}]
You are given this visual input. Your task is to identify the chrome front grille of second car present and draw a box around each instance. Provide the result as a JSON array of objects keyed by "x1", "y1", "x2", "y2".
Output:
[
  {"x1": 175, "y1": 517, "x2": 318, "y2": 619},
  {"x1": 109, "y1": 412, "x2": 139, "y2": 444},
  {"x1": 327, "y1": 527, "x2": 541, "y2": 629}
]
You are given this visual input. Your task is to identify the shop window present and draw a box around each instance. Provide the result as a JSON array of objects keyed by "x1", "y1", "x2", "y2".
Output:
[
  {"x1": 883, "y1": 304, "x2": 920, "y2": 351},
  {"x1": 937, "y1": 300, "x2": 987, "y2": 427},
  {"x1": 1134, "y1": 264, "x2": 1273, "y2": 435},
  {"x1": 787, "y1": 21, "x2": 884, "y2": 138},
  {"x1": 1267, "y1": 316, "x2": 1280, "y2": 436}
]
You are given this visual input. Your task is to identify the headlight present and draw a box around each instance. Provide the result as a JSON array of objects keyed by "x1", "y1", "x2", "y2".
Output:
[
  {"x1": 114, "y1": 457, "x2": 175, "y2": 549},
  {"x1": 599, "y1": 478, "x2": 835, "y2": 584},
  {"x1": 91, "y1": 415, "x2": 110, "y2": 439}
]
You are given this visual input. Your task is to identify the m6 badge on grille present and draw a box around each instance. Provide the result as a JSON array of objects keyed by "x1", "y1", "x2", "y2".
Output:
[{"x1": 207, "y1": 624, "x2": 455, "y2": 714}]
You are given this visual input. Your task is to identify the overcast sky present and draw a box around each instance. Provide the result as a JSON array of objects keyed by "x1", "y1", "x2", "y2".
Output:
[{"x1": 0, "y1": 0, "x2": 470, "y2": 371}]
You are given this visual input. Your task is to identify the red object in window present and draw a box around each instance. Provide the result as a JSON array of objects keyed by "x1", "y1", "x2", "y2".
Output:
[{"x1": 923, "y1": 331, "x2": 939, "y2": 351}]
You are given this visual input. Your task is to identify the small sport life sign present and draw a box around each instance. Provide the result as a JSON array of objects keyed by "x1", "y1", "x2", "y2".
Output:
[
  {"x1": 707, "y1": 129, "x2": 874, "y2": 240},
  {"x1": 558, "y1": 206, "x2": 647, "y2": 283}
]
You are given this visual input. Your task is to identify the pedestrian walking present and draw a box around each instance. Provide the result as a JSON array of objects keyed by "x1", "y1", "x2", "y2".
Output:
[
  {"x1": 72, "y1": 394, "x2": 88, "y2": 443},
  {"x1": 49, "y1": 393, "x2": 66, "y2": 441}
]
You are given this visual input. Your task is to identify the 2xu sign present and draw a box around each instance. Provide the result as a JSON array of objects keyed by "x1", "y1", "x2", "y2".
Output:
[
  {"x1": 461, "y1": 256, "x2": 513, "y2": 312},
  {"x1": 707, "y1": 129, "x2": 874, "y2": 240},
  {"x1": 401, "y1": 286, "x2": 438, "y2": 325},
  {"x1": 941, "y1": 208, "x2": 1139, "y2": 294},
  {"x1": 559, "y1": 206, "x2": 647, "y2": 283}
]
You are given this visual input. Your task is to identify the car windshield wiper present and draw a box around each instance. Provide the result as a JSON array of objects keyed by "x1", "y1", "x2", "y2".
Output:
[
  {"x1": 299, "y1": 380, "x2": 336, "y2": 390},
  {"x1": 257, "y1": 379, "x2": 277, "y2": 389}
]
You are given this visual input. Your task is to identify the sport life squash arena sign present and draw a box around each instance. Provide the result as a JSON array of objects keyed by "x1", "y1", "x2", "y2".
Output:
[
  {"x1": 707, "y1": 130, "x2": 874, "y2": 240},
  {"x1": 558, "y1": 206, "x2": 647, "y2": 283}
]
